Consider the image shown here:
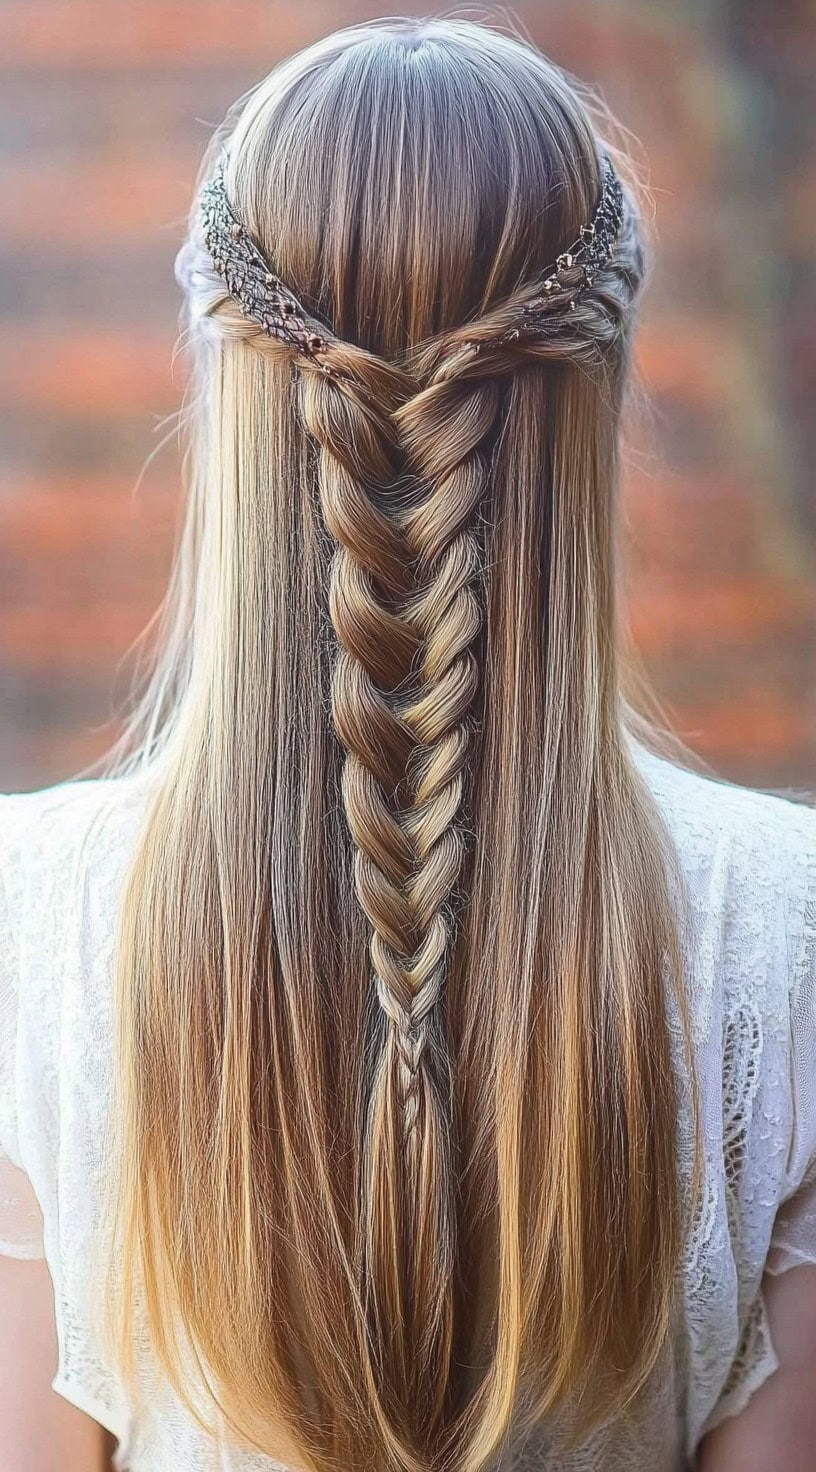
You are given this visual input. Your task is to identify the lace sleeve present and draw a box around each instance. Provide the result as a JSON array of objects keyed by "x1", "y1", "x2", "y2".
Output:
[
  {"x1": 688, "y1": 796, "x2": 816, "y2": 1446},
  {"x1": 767, "y1": 801, "x2": 816, "y2": 1278},
  {"x1": 0, "y1": 795, "x2": 45, "y2": 1259}
]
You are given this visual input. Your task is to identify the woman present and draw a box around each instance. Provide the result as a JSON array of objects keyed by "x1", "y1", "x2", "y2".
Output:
[{"x1": 1, "y1": 17, "x2": 815, "y2": 1472}]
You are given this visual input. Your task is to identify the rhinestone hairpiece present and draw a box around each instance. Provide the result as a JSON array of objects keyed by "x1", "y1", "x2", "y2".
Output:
[
  {"x1": 200, "y1": 158, "x2": 334, "y2": 371},
  {"x1": 490, "y1": 155, "x2": 625, "y2": 346},
  {"x1": 200, "y1": 153, "x2": 624, "y2": 364}
]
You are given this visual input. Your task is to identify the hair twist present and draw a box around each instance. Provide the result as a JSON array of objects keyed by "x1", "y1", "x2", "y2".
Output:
[{"x1": 431, "y1": 283, "x2": 638, "y2": 394}]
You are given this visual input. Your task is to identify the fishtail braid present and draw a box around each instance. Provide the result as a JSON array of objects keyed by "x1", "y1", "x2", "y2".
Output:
[
  {"x1": 295, "y1": 345, "x2": 427, "y2": 1027},
  {"x1": 295, "y1": 337, "x2": 458, "y2": 1415},
  {"x1": 385, "y1": 367, "x2": 499, "y2": 1132}
]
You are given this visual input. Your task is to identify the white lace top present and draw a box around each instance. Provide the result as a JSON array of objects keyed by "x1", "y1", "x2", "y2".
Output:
[{"x1": 1, "y1": 745, "x2": 816, "y2": 1471}]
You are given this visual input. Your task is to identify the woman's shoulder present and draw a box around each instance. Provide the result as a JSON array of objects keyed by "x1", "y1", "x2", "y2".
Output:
[
  {"x1": 0, "y1": 766, "x2": 152, "y2": 862},
  {"x1": 0, "y1": 769, "x2": 156, "y2": 1137},
  {"x1": 0, "y1": 768, "x2": 155, "y2": 925},
  {"x1": 629, "y1": 742, "x2": 816, "y2": 1083},
  {"x1": 0, "y1": 772, "x2": 154, "y2": 1446},
  {"x1": 632, "y1": 740, "x2": 816, "y2": 948},
  {"x1": 632, "y1": 738, "x2": 816, "y2": 850},
  {"x1": 630, "y1": 745, "x2": 816, "y2": 1444}
]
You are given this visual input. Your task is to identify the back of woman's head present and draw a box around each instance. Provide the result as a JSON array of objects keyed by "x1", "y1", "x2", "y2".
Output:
[{"x1": 106, "y1": 18, "x2": 686, "y2": 1472}]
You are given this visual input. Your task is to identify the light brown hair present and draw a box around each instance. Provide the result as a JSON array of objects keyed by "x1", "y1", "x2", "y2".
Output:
[{"x1": 105, "y1": 18, "x2": 689, "y2": 1472}]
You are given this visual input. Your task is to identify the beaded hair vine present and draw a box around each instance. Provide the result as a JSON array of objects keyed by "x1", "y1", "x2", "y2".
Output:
[
  {"x1": 487, "y1": 154, "x2": 625, "y2": 348},
  {"x1": 199, "y1": 153, "x2": 624, "y2": 363},
  {"x1": 200, "y1": 157, "x2": 335, "y2": 372}
]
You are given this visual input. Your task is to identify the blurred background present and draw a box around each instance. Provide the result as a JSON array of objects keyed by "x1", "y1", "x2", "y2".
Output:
[{"x1": 0, "y1": 1, "x2": 814, "y2": 794}]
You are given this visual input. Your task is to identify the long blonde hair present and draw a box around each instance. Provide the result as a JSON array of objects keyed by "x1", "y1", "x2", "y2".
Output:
[{"x1": 106, "y1": 18, "x2": 689, "y2": 1472}]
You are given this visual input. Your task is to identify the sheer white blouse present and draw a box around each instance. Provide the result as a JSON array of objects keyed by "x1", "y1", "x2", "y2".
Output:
[{"x1": 1, "y1": 745, "x2": 815, "y2": 1471}]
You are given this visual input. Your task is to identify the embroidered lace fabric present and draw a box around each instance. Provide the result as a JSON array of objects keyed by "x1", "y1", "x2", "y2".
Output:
[{"x1": 1, "y1": 741, "x2": 815, "y2": 1471}]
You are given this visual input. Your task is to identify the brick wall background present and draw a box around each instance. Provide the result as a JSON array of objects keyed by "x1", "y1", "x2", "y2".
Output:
[{"x1": 0, "y1": 1, "x2": 814, "y2": 794}]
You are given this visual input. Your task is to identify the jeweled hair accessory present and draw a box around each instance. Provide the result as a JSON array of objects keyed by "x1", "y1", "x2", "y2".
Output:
[
  {"x1": 200, "y1": 157, "x2": 334, "y2": 370},
  {"x1": 198, "y1": 151, "x2": 624, "y2": 361},
  {"x1": 489, "y1": 154, "x2": 625, "y2": 346}
]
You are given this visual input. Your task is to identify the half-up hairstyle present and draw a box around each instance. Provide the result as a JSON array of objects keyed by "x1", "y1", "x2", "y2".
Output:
[{"x1": 104, "y1": 18, "x2": 691, "y2": 1472}]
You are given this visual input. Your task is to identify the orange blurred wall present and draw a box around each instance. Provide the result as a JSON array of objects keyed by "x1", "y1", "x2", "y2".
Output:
[{"x1": 0, "y1": 1, "x2": 813, "y2": 792}]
